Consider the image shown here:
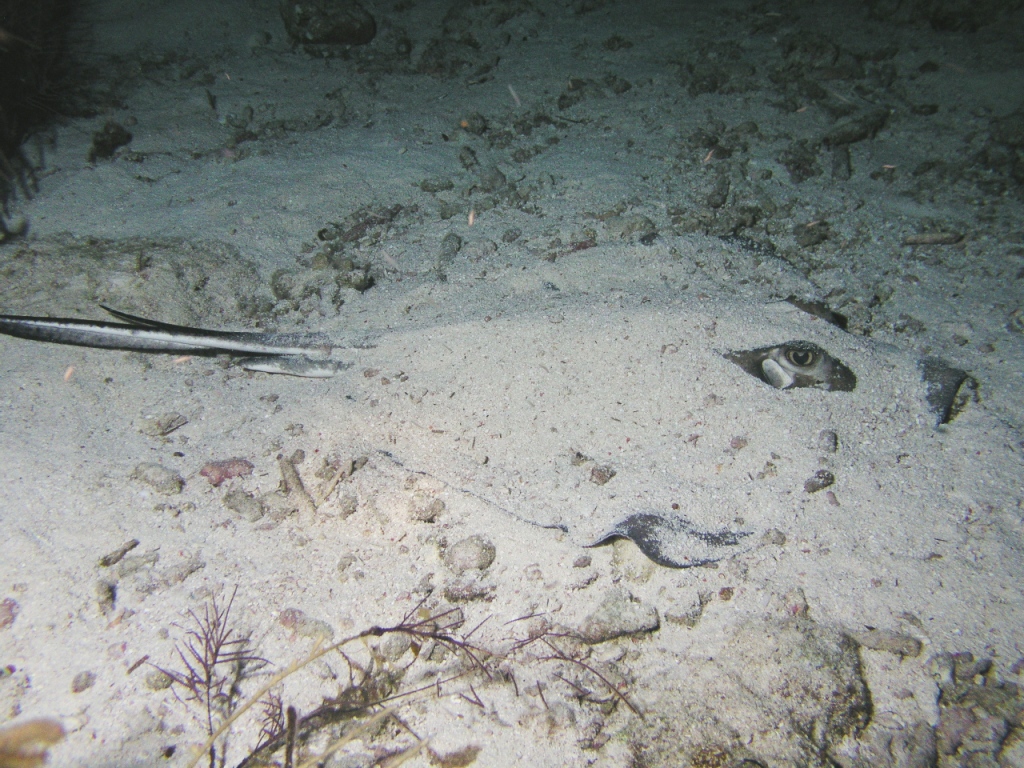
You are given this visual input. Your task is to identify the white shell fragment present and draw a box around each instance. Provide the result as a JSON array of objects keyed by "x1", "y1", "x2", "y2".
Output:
[{"x1": 762, "y1": 357, "x2": 795, "y2": 389}]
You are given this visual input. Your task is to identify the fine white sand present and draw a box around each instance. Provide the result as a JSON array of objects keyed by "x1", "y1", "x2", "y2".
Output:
[{"x1": 2, "y1": 1, "x2": 1023, "y2": 766}]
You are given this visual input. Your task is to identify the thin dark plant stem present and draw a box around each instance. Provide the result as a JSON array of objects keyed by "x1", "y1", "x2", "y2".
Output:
[
  {"x1": 364, "y1": 601, "x2": 492, "y2": 679},
  {"x1": 538, "y1": 637, "x2": 641, "y2": 716},
  {"x1": 284, "y1": 706, "x2": 297, "y2": 768},
  {"x1": 154, "y1": 587, "x2": 266, "y2": 768}
]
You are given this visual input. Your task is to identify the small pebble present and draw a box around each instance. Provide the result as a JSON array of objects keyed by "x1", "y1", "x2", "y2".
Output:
[
  {"x1": 0, "y1": 598, "x2": 19, "y2": 630},
  {"x1": 139, "y1": 412, "x2": 188, "y2": 437},
  {"x1": 163, "y1": 554, "x2": 205, "y2": 586},
  {"x1": 443, "y1": 535, "x2": 496, "y2": 574},
  {"x1": 98, "y1": 539, "x2": 139, "y2": 567},
  {"x1": 443, "y1": 575, "x2": 496, "y2": 602},
  {"x1": 854, "y1": 628, "x2": 923, "y2": 657},
  {"x1": 804, "y1": 470, "x2": 836, "y2": 493},
  {"x1": 570, "y1": 450, "x2": 591, "y2": 466},
  {"x1": 762, "y1": 528, "x2": 787, "y2": 546},
  {"x1": 817, "y1": 429, "x2": 839, "y2": 453},
  {"x1": 337, "y1": 554, "x2": 365, "y2": 583},
  {"x1": 223, "y1": 490, "x2": 266, "y2": 522},
  {"x1": 71, "y1": 671, "x2": 96, "y2": 693},
  {"x1": 117, "y1": 551, "x2": 159, "y2": 578},
  {"x1": 604, "y1": 214, "x2": 656, "y2": 240},
  {"x1": 568, "y1": 569, "x2": 599, "y2": 590},
  {"x1": 200, "y1": 458, "x2": 254, "y2": 487},
  {"x1": 336, "y1": 493, "x2": 358, "y2": 519},
  {"x1": 143, "y1": 670, "x2": 173, "y2": 691},
  {"x1": 132, "y1": 463, "x2": 184, "y2": 495},
  {"x1": 279, "y1": 608, "x2": 334, "y2": 640},
  {"x1": 379, "y1": 634, "x2": 412, "y2": 661},
  {"x1": 664, "y1": 593, "x2": 710, "y2": 628},
  {"x1": 410, "y1": 493, "x2": 445, "y2": 522},
  {"x1": 96, "y1": 581, "x2": 116, "y2": 614},
  {"x1": 578, "y1": 588, "x2": 659, "y2": 644},
  {"x1": 460, "y1": 112, "x2": 488, "y2": 135}
]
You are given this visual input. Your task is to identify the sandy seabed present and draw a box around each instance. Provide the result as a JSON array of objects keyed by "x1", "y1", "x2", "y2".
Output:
[{"x1": 2, "y1": 1, "x2": 1024, "y2": 766}]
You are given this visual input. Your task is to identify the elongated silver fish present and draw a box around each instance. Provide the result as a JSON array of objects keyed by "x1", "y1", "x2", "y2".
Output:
[{"x1": 0, "y1": 306, "x2": 342, "y2": 377}]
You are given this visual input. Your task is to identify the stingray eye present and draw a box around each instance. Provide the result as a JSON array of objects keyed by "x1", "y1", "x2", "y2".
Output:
[{"x1": 785, "y1": 348, "x2": 817, "y2": 368}]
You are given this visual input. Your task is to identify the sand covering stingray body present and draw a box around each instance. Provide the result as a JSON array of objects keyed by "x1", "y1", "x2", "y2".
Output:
[
  {"x1": 331, "y1": 295, "x2": 983, "y2": 567},
  {"x1": 0, "y1": 252, "x2": 993, "y2": 568}
]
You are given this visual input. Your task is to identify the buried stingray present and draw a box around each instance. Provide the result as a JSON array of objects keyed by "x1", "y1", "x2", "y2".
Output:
[
  {"x1": 302, "y1": 295, "x2": 986, "y2": 569},
  {"x1": 0, "y1": 298, "x2": 983, "y2": 568}
]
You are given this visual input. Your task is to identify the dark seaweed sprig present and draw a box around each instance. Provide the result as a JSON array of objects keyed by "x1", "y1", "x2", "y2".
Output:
[
  {"x1": 365, "y1": 597, "x2": 492, "y2": 678},
  {"x1": 502, "y1": 614, "x2": 641, "y2": 716},
  {"x1": 534, "y1": 635, "x2": 640, "y2": 716},
  {"x1": 253, "y1": 691, "x2": 285, "y2": 754},
  {"x1": 155, "y1": 587, "x2": 267, "y2": 768},
  {"x1": 178, "y1": 591, "x2": 643, "y2": 768},
  {"x1": 234, "y1": 599, "x2": 492, "y2": 768}
]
